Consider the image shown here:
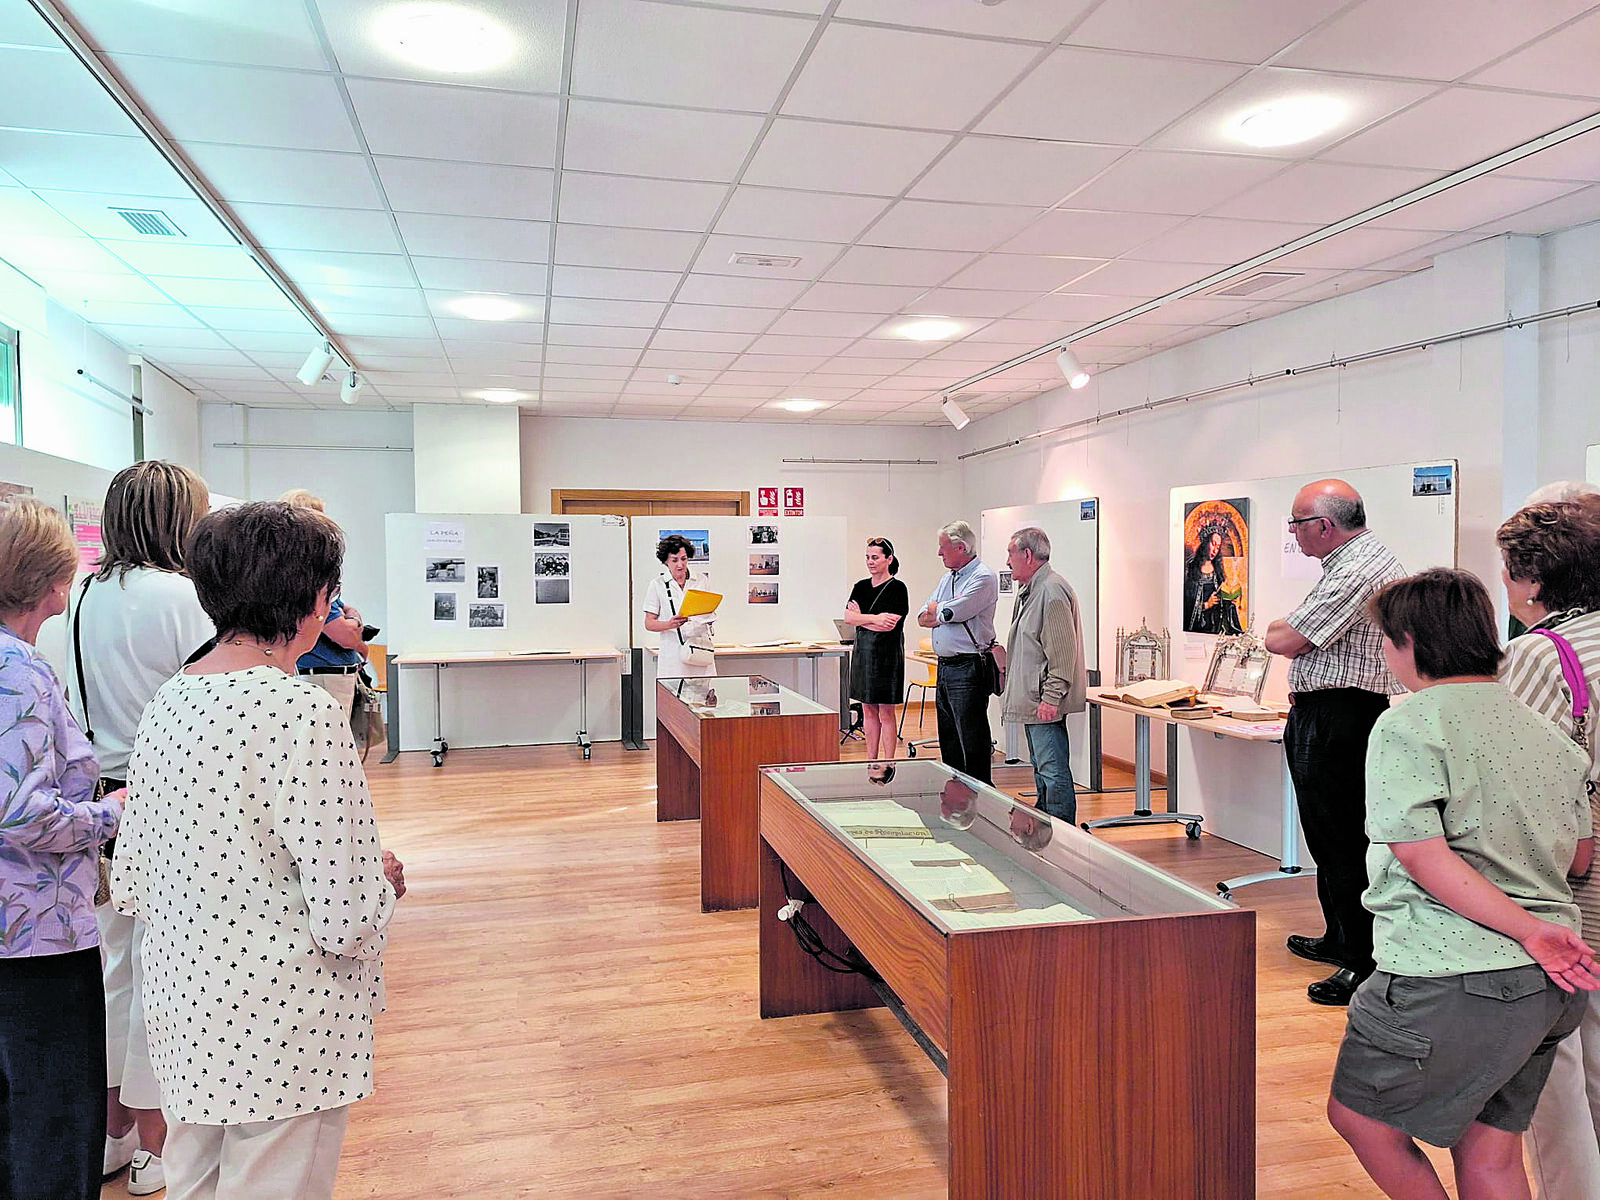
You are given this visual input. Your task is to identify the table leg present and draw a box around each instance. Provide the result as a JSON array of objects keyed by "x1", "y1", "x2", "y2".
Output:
[
  {"x1": 1083, "y1": 712, "x2": 1204, "y2": 838},
  {"x1": 1217, "y1": 750, "x2": 1314, "y2": 899},
  {"x1": 430, "y1": 664, "x2": 447, "y2": 768},
  {"x1": 576, "y1": 659, "x2": 593, "y2": 760},
  {"x1": 380, "y1": 654, "x2": 400, "y2": 763}
]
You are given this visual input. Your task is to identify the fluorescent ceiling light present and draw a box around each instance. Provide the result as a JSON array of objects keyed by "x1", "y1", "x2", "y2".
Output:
[
  {"x1": 1055, "y1": 346, "x2": 1090, "y2": 390},
  {"x1": 895, "y1": 317, "x2": 963, "y2": 342},
  {"x1": 1230, "y1": 96, "x2": 1346, "y2": 148},
  {"x1": 478, "y1": 388, "x2": 529, "y2": 404},
  {"x1": 448, "y1": 295, "x2": 522, "y2": 321},
  {"x1": 374, "y1": 3, "x2": 516, "y2": 73},
  {"x1": 778, "y1": 398, "x2": 827, "y2": 412}
]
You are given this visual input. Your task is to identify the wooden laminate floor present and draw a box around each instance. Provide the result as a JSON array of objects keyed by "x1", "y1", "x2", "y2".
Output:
[{"x1": 103, "y1": 738, "x2": 1468, "y2": 1199}]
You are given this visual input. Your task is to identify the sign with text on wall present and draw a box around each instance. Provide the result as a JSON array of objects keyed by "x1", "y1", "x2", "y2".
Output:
[
  {"x1": 758, "y1": 486, "x2": 779, "y2": 517},
  {"x1": 784, "y1": 486, "x2": 804, "y2": 517}
]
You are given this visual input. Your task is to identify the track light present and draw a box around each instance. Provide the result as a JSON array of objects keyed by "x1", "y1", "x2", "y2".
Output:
[
  {"x1": 940, "y1": 395, "x2": 970, "y2": 430},
  {"x1": 1056, "y1": 346, "x2": 1091, "y2": 390},
  {"x1": 339, "y1": 370, "x2": 363, "y2": 405},
  {"x1": 296, "y1": 340, "x2": 336, "y2": 386}
]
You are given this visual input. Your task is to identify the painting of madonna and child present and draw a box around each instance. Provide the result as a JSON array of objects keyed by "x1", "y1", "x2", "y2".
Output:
[{"x1": 1181, "y1": 498, "x2": 1250, "y2": 636}]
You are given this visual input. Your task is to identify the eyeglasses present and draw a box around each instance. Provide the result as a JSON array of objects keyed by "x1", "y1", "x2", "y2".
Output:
[{"x1": 1287, "y1": 515, "x2": 1328, "y2": 527}]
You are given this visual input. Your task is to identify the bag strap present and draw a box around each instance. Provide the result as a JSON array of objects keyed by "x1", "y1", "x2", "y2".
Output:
[
  {"x1": 662, "y1": 572, "x2": 685, "y2": 647},
  {"x1": 71, "y1": 574, "x2": 95, "y2": 743},
  {"x1": 1530, "y1": 627, "x2": 1590, "y2": 748}
]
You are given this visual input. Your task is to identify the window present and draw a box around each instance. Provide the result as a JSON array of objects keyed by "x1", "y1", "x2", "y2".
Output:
[{"x1": 0, "y1": 323, "x2": 16, "y2": 446}]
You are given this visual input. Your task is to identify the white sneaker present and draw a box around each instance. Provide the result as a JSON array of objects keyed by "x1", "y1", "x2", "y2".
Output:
[
  {"x1": 127, "y1": 1149, "x2": 166, "y2": 1195},
  {"x1": 103, "y1": 1127, "x2": 139, "y2": 1176}
]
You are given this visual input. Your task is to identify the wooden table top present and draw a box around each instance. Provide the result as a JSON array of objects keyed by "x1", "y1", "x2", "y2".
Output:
[
  {"x1": 395, "y1": 648, "x2": 627, "y2": 666},
  {"x1": 647, "y1": 642, "x2": 850, "y2": 658},
  {"x1": 1086, "y1": 688, "x2": 1287, "y2": 743}
]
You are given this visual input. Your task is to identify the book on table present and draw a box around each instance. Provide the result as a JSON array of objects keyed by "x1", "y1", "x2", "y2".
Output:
[{"x1": 1110, "y1": 679, "x2": 1199, "y2": 707}]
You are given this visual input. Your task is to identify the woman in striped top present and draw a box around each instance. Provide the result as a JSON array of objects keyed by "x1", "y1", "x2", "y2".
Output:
[{"x1": 1500, "y1": 494, "x2": 1600, "y2": 1200}]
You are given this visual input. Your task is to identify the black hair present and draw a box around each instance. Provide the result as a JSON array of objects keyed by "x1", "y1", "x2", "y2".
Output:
[
  {"x1": 867, "y1": 537, "x2": 899, "y2": 576},
  {"x1": 187, "y1": 501, "x2": 343, "y2": 644},
  {"x1": 656, "y1": 534, "x2": 696, "y2": 564}
]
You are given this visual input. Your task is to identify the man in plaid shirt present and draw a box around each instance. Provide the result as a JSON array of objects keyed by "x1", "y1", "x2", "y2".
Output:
[{"x1": 1265, "y1": 479, "x2": 1406, "y2": 1007}]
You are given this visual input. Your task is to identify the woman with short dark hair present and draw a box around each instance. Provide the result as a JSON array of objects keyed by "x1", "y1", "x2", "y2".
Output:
[
  {"x1": 112, "y1": 501, "x2": 405, "y2": 1200},
  {"x1": 643, "y1": 533, "x2": 716, "y2": 678}
]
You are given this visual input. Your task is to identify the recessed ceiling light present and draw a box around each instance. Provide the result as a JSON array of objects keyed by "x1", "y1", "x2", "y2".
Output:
[
  {"x1": 895, "y1": 317, "x2": 963, "y2": 342},
  {"x1": 1230, "y1": 96, "x2": 1346, "y2": 148},
  {"x1": 778, "y1": 398, "x2": 827, "y2": 413},
  {"x1": 448, "y1": 295, "x2": 521, "y2": 321},
  {"x1": 478, "y1": 388, "x2": 529, "y2": 404},
  {"x1": 373, "y1": 3, "x2": 516, "y2": 74}
]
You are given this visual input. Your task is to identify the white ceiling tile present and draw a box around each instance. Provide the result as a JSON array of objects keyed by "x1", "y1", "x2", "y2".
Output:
[
  {"x1": 303, "y1": 284, "x2": 430, "y2": 317},
  {"x1": 317, "y1": 0, "x2": 568, "y2": 92},
  {"x1": 0, "y1": 47, "x2": 131, "y2": 135},
  {"x1": 395, "y1": 212, "x2": 549, "y2": 262},
  {"x1": 555, "y1": 224, "x2": 703, "y2": 272},
  {"x1": 95, "y1": 325, "x2": 231, "y2": 349},
  {"x1": 1369, "y1": 175, "x2": 1587, "y2": 232},
  {"x1": 1257, "y1": 225, "x2": 1440, "y2": 270},
  {"x1": 543, "y1": 346, "x2": 641, "y2": 366},
  {"x1": 269, "y1": 250, "x2": 417, "y2": 288},
  {"x1": 662, "y1": 304, "x2": 779, "y2": 334},
  {"x1": 431, "y1": 316, "x2": 544, "y2": 342},
  {"x1": 862, "y1": 200, "x2": 1045, "y2": 253},
  {"x1": 764, "y1": 310, "x2": 884, "y2": 338},
  {"x1": 1471, "y1": 9, "x2": 1600, "y2": 98},
  {"x1": 344, "y1": 78, "x2": 560, "y2": 166},
  {"x1": 1065, "y1": 150, "x2": 1284, "y2": 215},
  {"x1": 324, "y1": 314, "x2": 442, "y2": 339},
  {"x1": 673, "y1": 273, "x2": 810, "y2": 307},
  {"x1": 74, "y1": 300, "x2": 203, "y2": 329},
  {"x1": 1071, "y1": 258, "x2": 1219, "y2": 297},
  {"x1": 1504, "y1": 130, "x2": 1600, "y2": 184},
  {"x1": 375, "y1": 157, "x2": 553, "y2": 221},
  {"x1": 546, "y1": 324, "x2": 655, "y2": 348},
  {"x1": 833, "y1": 0, "x2": 1091, "y2": 39},
  {"x1": 783, "y1": 23, "x2": 1038, "y2": 132},
  {"x1": 635, "y1": 348, "x2": 740, "y2": 370},
  {"x1": 1480, "y1": 184, "x2": 1600, "y2": 236},
  {"x1": 558, "y1": 173, "x2": 726, "y2": 232},
  {"x1": 1125, "y1": 217, "x2": 1320, "y2": 266},
  {"x1": 0, "y1": 188, "x2": 102, "y2": 240},
  {"x1": 811, "y1": 355, "x2": 915, "y2": 372},
  {"x1": 191, "y1": 306, "x2": 319, "y2": 333},
  {"x1": 792, "y1": 281, "x2": 927, "y2": 312},
  {"x1": 409, "y1": 257, "x2": 550, "y2": 293},
  {"x1": 715, "y1": 187, "x2": 889, "y2": 244},
  {"x1": 1211, "y1": 161, "x2": 1440, "y2": 223},
  {"x1": 837, "y1": 336, "x2": 939, "y2": 359},
  {"x1": 0, "y1": 3, "x2": 57, "y2": 47},
  {"x1": 649, "y1": 329, "x2": 757, "y2": 353},
  {"x1": 37, "y1": 190, "x2": 236, "y2": 245},
  {"x1": 728, "y1": 353, "x2": 829, "y2": 373},
  {"x1": 1320, "y1": 87, "x2": 1598, "y2": 172},
  {"x1": 940, "y1": 253, "x2": 1102, "y2": 292},
  {"x1": 743, "y1": 119, "x2": 953, "y2": 196},
  {"x1": 1070, "y1": 0, "x2": 1347, "y2": 63},
  {"x1": 146, "y1": 276, "x2": 293, "y2": 309},
  {"x1": 997, "y1": 208, "x2": 1186, "y2": 257},
  {"x1": 63, "y1": 0, "x2": 326, "y2": 68},
  {"x1": 954, "y1": 317, "x2": 1081, "y2": 344},
  {"x1": 692, "y1": 233, "x2": 842, "y2": 279},
  {"x1": 0, "y1": 234, "x2": 135, "y2": 275},
  {"x1": 184, "y1": 365, "x2": 280, "y2": 383},
  {"x1": 96, "y1": 241, "x2": 261, "y2": 284},
  {"x1": 217, "y1": 330, "x2": 325, "y2": 352},
  {"x1": 357, "y1": 354, "x2": 451, "y2": 372},
  {"x1": 979, "y1": 47, "x2": 1245, "y2": 144},
  {"x1": 136, "y1": 347, "x2": 253, "y2": 367},
  {"x1": 550, "y1": 266, "x2": 682, "y2": 302},
  {"x1": 113, "y1": 58, "x2": 359, "y2": 151},
  {"x1": 31, "y1": 270, "x2": 168, "y2": 305},
  {"x1": 184, "y1": 144, "x2": 383, "y2": 208},
  {"x1": 542, "y1": 363, "x2": 635, "y2": 381},
  {"x1": 340, "y1": 335, "x2": 445, "y2": 357},
  {"x1": 0, "y1": 130, "x2": 191, "y2": 197},
  {"x1": 745, "y1": 333, "x2": 857, "y2": 356},
  {"x1": 899, "y1": 288, "x2": 1033, "y2": 318},
  {"x1": 1277, "y1": 0, "x2": 1595, "y2": 82},
  {"x1": 822, "y1": 245, "x2": 976, "y2": 286},
  {"x1": 234, "y1": 203, "x2": 404, "y2": 253},
  {"x1": 572, "y1": 0, "x2": 815, "y2": 111},
  {"x1": 910, "y1": 135, "x2": 1125, "y2": 206},
  {"x1": 562, "y1": 100, "x2": 765, "y2": 183}
]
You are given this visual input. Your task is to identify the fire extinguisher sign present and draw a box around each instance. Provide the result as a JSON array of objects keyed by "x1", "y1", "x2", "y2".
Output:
[
  {"x1": 783, "y1": 486, "x2": 804, "y2": 517},
  {"x1": 758, "y1": 486, "x2": 779, "y2": 516}
]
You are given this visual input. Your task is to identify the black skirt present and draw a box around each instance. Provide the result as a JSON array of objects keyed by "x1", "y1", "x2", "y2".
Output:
[{"x1": 850, "y1": 625, "x2": 906, "y2": 705}]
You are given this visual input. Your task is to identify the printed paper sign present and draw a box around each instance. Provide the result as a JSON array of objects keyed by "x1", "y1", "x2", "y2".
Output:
[
  {"x1": 69, "y1": 496, "x2": 104, "y2": 571},
  {"x1": 424, "y1": 521, "x2": 465, "y2": 553}
]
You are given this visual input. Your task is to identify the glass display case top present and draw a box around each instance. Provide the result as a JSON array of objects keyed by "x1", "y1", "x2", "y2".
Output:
[
  {"x1": 658, "y1": 674, "x2": 833, "y2": 719},
  {"x1": 762, "y1": 758, "x2": 1232, "y2": 932}
]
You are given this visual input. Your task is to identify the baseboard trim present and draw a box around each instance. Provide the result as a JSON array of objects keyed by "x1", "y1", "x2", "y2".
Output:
[{"x1": 1102, "y1": 754, "x2": 1168, "y2": 786}]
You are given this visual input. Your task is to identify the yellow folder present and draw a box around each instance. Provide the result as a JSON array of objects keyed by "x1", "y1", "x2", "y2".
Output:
[{"x1": 678, "y1": 588, "x2": 722, "y2": 618}]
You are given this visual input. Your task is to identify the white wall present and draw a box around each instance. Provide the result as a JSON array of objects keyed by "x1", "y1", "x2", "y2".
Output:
[
  {"x1": 1537, "y1": 219, "x2": 1600, "y2": 490},
  {"x1": 140, "y1": 362, "x2": 201, "y2": 468},
  {"x1": 414, "y1": 403, "x2": 520, "y2": 513},
  {"x1": 199, "y1": 404, "x2": 414, "y2": 632}
]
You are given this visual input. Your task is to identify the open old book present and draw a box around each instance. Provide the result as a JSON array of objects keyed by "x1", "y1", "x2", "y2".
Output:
[{"x1": 1110, "y1": 678, "x2": 1200, "y2": 707}]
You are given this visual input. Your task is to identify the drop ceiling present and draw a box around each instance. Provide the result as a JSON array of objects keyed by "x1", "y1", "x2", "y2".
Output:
[{"x1": 0, "y1": 0, "x2": 1598, "y2": 424}]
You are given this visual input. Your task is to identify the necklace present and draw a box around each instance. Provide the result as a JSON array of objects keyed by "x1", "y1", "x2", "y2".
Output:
[{"x1": 221, "y1": 637, "x2": 275, "y2": 656}]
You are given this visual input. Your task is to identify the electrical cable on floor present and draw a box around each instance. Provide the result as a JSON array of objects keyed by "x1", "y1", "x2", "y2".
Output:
[{"x1": 778, "y1": 862, "x2": 876, "y2": 976}]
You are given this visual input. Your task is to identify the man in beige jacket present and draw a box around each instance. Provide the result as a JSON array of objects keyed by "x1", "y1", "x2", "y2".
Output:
[{"x1": 1002, "y1": 527, "x2": 1088, "y2": 823}]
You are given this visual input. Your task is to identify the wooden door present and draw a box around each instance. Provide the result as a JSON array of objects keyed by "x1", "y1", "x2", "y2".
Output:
[{"x1": 551, "y1": 489, "x2": 749, "y2": 517}]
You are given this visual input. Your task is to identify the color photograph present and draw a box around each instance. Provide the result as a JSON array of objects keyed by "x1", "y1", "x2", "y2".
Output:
[
  {"x1": 749, "y1": 552, "x2": 780, "y2": 576},
  {"x1": 660, "y1": 527, "x2": 710, "y2": 562},
  {"x1": 1181, "y1": 498, "x2": 1250, "y2": 635},
  {"x1": 748, "y1": 581, "x2": 779, "y2": 605}
]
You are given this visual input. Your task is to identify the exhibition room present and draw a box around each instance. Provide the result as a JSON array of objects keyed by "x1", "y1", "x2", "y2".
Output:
[{"x1": 3, "y1": 0, "x2": 1600, "y2": 1197}]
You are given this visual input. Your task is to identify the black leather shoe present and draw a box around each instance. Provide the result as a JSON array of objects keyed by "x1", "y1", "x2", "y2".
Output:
[
  {"x1": 1286, "y1": 934, "x2": 1347, "y2": 969},
  {"x1": 1308, "y1": 967, "x2": 1366, "y2": 1007}
]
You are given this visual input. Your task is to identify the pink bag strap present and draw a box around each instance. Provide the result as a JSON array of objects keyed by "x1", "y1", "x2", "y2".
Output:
[{"x1": 1530, "y1": 628, "x2": 1590, "y2": 749}]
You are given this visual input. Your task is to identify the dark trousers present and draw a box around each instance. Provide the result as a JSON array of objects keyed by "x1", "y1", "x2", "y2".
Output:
[
  {"x1": 935, "y1": 654, "x2": 993, "y2": 785},
  {"x1": 1285, "y1": 688, "x2": 1391, "y2": 976},
  {"x1": 0, "y1": 948, "x2": 106, "y2": 1200}
]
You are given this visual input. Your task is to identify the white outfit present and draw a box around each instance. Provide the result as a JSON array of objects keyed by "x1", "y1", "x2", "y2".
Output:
[
  {"x1": 68, "y1": 567, "x2": 214, "y2": 1104},
  {"x1": 114, "y1": 666, "x2": 393, "y2": 1149},
  {"x1": 642, "y1": 572, "x2": 716, "y2": 678},
  {"x1": 164, "y1": 1106, "x2": 349, "y2": 1200},
  {"x1": 304, "y1": 671, "x2": 358, "y2": 716}
]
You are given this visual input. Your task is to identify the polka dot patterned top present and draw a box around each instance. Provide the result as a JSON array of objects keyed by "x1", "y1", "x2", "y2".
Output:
[{"x1": 111, "y1": 666, "x2": 396, "y2": 1124}]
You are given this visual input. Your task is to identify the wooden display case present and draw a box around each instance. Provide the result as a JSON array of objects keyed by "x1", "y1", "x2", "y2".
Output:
[
  {"x1": 758, "y1": 759, "x2": 1255, "y2": 1200},
  {"x1": 656, "y1": 675, "x2": 838, "y2": 911}
]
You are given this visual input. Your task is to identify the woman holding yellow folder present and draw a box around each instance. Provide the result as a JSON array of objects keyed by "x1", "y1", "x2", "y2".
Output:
[{"x1": 643, "y1": 534, "x2": 717, "y2": 678}]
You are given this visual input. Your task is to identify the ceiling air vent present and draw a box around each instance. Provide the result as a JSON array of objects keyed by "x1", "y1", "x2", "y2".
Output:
[
  {"x1": 730, "y1": 252, "x2": 801, "y2": 269},
  {"x1": 1207, "y1": 270, "x2": 1301, "y2": 298},
  {"x1": 111, "y1": 207, "x2": 185, "y2": 237}
]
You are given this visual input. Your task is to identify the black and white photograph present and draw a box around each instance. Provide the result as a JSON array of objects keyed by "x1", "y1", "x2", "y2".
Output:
[
  {"x1": 749, "y1": 552, "x2": 780, "y2": 576},
  {"x1": 747, "y1": 677, "x2": 779, "y2": 696},
  {"x1": 749, "y1": 524, "x2": 778, "y2": 545},
  {"x1": 426, "y1": 557, "x2": 466, "y2": 583},
  {"x1": 534, "y1": 522, "x2": 571, "y2": 548},
  {"x1": 468, "y1": 602, "x2": 505, "y2": 628},
  {"x1": 999, "y1": 570, "x2": 1014, "y2": 593},
  {"x1": 748, "y1": 580, "x2": 779, "y2": 605},
  {"x1": 477, "y1": 565, "x2": 500, "y2": 599},
  {"x1": 433, "y1": 592, "x2": 457, "y2": 621},
  {"x1": 534, "y1": 552, "x2": 570, "y2": 577},
  {"x1": 536, "y1": 578, "x2": 571, "y2": 604}
]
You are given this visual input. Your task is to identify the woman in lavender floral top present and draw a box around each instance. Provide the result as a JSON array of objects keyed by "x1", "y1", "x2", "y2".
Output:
[{"x1": 0, "y1": 496, "x2": 122, "y2": 1200}]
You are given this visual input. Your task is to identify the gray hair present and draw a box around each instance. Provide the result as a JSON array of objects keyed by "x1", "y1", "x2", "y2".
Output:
[
  {"x1": 938, "y1": 520, "x2": 976, "y2": 553},
  {"x1": 1524, "y1": 480, "x2": 1600, "y2": 506},
  {"x1": 1312, "y1": 493, "x2": 1366, "y2": 531},
  {"x1": 1008, "y1": 526, "x2": 1051, "y2": 561}
]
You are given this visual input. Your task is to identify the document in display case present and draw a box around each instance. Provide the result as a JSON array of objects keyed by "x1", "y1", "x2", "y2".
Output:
[{"x1": 758, "y1": 758, "x2": 1255, "y2": 1200}]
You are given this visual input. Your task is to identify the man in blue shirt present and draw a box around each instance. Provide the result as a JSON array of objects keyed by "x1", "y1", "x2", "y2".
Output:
[
  {"x1": 917, "y1": 520, "x2": 1000, "y2": 784},
  {"x1": 296, "y1": 595, "x2": 368, "y2": 715}
]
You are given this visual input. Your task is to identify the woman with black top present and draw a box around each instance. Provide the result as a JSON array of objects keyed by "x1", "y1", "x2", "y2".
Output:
[{"x1": 844, "y1": 538, "x2": 909, "y2": 783}]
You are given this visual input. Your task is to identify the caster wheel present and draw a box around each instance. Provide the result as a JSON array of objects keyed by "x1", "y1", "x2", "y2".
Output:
[
  {"x1": 583, "y1": 748, "x2": 592, "y2": 761},
  {"x1": 907, "y1": 744, "x2": 918, "y2": 758},
  {"x1": 431, "y1": 752, "x2": 443, "y2": 768},
  {"x1": 1080, "y1": 822, "x2": 1092, "y2": 833},
  {"x1": 440, "y1": 740, "x2": 449, "y2": 753},
  {"x1": 1219, "y1": 890, "x2": 1234, "y2": 902},
  {"x1": 1185, "y1": 821, "x2": 1202, "y2": 840}
]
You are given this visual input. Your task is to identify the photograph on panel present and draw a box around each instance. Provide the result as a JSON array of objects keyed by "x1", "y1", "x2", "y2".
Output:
[
  {"x1": 534, "y1": 522, "x2": 571, "y2": 548},
  {"x1": 749, "y1": 553, "x2": 780, "y2": 576},
  {"x1": 534, "y1": 552, "x2": 570, "y2": 578},
  {"x1": 537, "y1": 578, "x2": 571, "y2": 604},
  {"x1": 1181, "y1": 498, "x2": 1250, "y2": 635},
  {"x1": 659, "y1": 527, "x2": 710, "y2": 563},
  {"x1": 748, "y1": 580, "x2": 779, "y2": 605},
  {"x1": 469, "y1": 602, "x2": 505, "y2": 628},
  {"x1": 1412, "y1": 464, "x2": 1453, "y2": 496},
  {"x1": 747, "y1": 676, "x2": 779, "y2": 695},
  {"x1": 749, "y1": 524, "x2": 778, "y2": 545},
  {"x1": 427, "y1": 557, "x2": 466, "y2": 583},
  {"x1": 477, "y1": 565, "x2": 500, "y2": 599},
  {"x1": 433, "y1": 592, "x2": 457, "y2": 622},
  {"x1": 999, "y1": 570, "x2": 1013, "y2": 593}
]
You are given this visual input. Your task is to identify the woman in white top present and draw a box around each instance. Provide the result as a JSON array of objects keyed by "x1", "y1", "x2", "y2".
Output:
[
  {"x1": 642, "y1": 533, "x2": 716, "y2": 678},
  {"x1": 1499, "y1": 494, "x2": 1600, "y2": 1200},
  {"x1": 68, "y1": 460, "x2": 214, "y2": 1194},
  {"x1": 112, "y1": 500, "x2": 406, "y2": 1200}
]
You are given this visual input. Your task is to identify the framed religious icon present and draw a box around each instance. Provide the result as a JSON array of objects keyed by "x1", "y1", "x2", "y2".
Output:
[
  {"x1": 1202, "y1": 633, "x2": 1272, "y2": 703},
  {"x1": 1115, "y1": 619, "x2": 1170, "y2": 686},
  {"x1": 1180, "y1": 498, "x2": 1250, "y2": 635}
]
